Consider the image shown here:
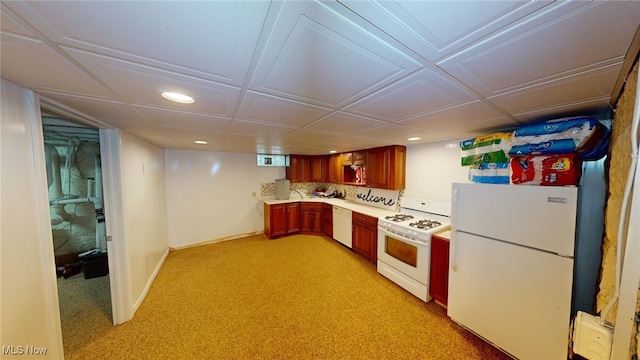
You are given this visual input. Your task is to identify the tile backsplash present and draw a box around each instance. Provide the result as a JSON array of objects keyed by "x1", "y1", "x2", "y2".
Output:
[{"x1": 260, "y1": 182, "x2": 357, "y2": 199}]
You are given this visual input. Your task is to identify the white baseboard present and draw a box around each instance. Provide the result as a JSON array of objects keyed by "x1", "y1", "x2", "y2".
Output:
[
  {"x1": 169, "y1": 231, "x2": 264, "y2": 251},
  {"x1": 131, "y1": 248, "x2": 170, "y2": 315}
]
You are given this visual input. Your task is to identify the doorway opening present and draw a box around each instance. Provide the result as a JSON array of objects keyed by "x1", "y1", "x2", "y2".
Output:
[{"x1": 41, "y1": 109, "x2": 113, "y2": 350}]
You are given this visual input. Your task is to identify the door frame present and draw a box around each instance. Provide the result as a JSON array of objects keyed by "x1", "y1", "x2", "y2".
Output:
[
  {"x1": 99, "y1": 128, "x2": 132, "y2": 325},
  {"x1": 38, "y1": 97, "x2": 132, "y2": 326}
]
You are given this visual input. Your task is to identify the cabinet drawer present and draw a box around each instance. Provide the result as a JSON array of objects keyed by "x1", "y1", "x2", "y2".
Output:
[
  {"x1": 352, "y1": 212, "x2": 377, "y2": 227},
  {"x1": 301, "y1": 202, "x2": 323, "y2": 211}
]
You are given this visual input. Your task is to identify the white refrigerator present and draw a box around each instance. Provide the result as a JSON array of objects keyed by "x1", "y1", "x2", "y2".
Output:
[{"x1": 449, "y1": 183, "x2": 577, "y2": 360}]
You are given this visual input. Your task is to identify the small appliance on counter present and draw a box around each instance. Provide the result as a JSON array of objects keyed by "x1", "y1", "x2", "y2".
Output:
[{"x1": 275, "y1": 179, "x2": 290, "y2": 200}]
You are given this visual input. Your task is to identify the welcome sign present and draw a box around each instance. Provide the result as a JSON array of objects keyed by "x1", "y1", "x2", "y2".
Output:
[{"x1": 354, "y1": 187, "x2": 400, "y2": 211}]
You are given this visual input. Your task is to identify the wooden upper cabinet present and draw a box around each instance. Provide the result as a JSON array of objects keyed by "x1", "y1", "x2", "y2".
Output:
[
  {"x1": 329, "y1": 153, "x2": 343, "y2": 183},
  {"x1": 342, "y1": 151, "x2": 365, "y2": 166},
  {"x1": 366, "y1": 145, "x2": 406, "y2": 190},
  {"x1": 310, "y1": 155, "x2": 326, "y2": 182},
  {"x1": 286, "y1": 146, "x2": 405, "y2": 190},
  {"x1": 286, "y1": 155, "x2": 311, "y2": 183}
]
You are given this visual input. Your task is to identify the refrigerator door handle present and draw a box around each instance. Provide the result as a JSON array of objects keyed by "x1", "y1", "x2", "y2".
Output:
[
  {"x1": 451, "y1": 188, "x2": 459, "y2": 272},
  {"x1": 451, "y1": 230, "x2": 458, "y2": 272}
]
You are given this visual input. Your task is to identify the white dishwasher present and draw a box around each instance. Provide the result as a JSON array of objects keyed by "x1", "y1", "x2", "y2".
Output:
[{"x1": 332, "y1": 206, "x2": 352, "y2": 248}]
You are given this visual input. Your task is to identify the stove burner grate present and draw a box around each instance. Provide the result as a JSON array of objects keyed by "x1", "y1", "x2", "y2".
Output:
[
  {"x1": 408, "y1": 219, "x2": 442, "y2": 230},
  {"x1": 385, "y1": 214, "x2": 414, "y2": 222}
]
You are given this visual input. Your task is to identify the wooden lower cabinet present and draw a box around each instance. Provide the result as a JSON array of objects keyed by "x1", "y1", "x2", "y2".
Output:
[
  {"x1": 352, "y1": 212, "x2": 377, "y2": 263},
  {"x1": 322, "y1": 203, "x2": 333, "y2": 237},
  {"x1": 264, "y1": 203, "x2": 300, "y2": 239},
  {"x1": 300, "y1": 202, "x2": 323, "y2": 234},
  {"x1": 429, "y1": 235, "x2": 450, "y2": 306}
]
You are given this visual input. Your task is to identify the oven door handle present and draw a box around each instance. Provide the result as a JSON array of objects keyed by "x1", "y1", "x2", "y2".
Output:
[{"x1": 377, "y1": 226, "x2": 427, "y2": 247}]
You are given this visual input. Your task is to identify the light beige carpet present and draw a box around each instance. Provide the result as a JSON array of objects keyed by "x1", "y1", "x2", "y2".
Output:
[
  {"x1": 57, "y1": 273, "x2": 112, "y2": 354},
  {"x1": 61, "y1": 234, "x2": 510, "y2": 359}
]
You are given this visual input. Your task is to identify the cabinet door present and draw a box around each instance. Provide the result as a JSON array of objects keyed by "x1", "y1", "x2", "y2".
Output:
[
  {"x1": 286, "y1": 155, "x2": 300, "y2": 182},
  {"x1": 322, "y1": 203, "x2": 333, "y2": 237},
  {"x1": 312, "y1": 209, "x2": 322, "y2": 232},
  {"x1": 300, "y1": 156, "x2": 311, "y2": 182},
  {"x1": 429, "y1": 236, "x2": 450, "y2": 306},
  {"x1": 329, "y1": 154, "x2": 343, "y2": 183},
  {"x1": 268, "y1": 204, "x2": 287, "y2": 238},
  {"x1": 286, "y1": 155, "x2": 311, "y2": 183},
  {"x1": 352, "y1": 212, "x2": 377, "y2": 263},
  {"x1": 301, "y1": 208, "x2": 314, "y2": 232},
  {"x1": 285, "y1": 203, "x2": 300, "y2": 234},
  {"x1": 366, "y1": 145, "x2": 406, "y2": 190},
  {"x1": 310, "y1": 156, "x2": 326, "y2": 182},
  {"x1": 353, "y1": 151, "x2": 366, "y2": 164},
  {"x1": 301, "y1": 203, "x2": 323, "y2": 234},
  {"x1": 366, "y1": 146, "x2": 390, "y2": 189},
  {"x1": 342, "y1": 152, "x2": 353, "y2": 166},
  {"x1": 352, "y1": 223, "x2": 377, "y2": 263},
  {"x1": 389, "y1": 145, "x2": 406, "y2": 190}
]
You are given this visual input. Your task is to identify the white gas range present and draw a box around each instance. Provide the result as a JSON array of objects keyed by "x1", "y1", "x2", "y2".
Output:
[{"x1": 377, "y1": 197, "x2": 451, "y2": 302}]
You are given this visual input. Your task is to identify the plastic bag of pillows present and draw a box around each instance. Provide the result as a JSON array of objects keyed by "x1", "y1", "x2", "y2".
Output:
[{"x1": 509, "y1": 116, "x2": 610, "y2": 161}]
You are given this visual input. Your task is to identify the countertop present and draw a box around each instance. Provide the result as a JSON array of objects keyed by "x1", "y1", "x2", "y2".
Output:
[
  {"x1": 434, "y1": 230, "x2": 451, "y2": 240},
  {"x1": 260, "y1": 196, "x2": 399, "y2": 219}
]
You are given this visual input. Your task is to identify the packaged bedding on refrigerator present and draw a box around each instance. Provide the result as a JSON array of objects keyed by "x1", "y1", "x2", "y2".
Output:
[
  {"x1": 460, "y1": 131, "x2": 512, "y2": 166},
  {"x1": 468, "y1": 162, "x2": 510, "y2": 184},
  {"x1": 510, "y1": 153, "x2": 582, "y2": 186},
  {"x1": 509, "y1": 117, "x2": 610, "y2": 160}
]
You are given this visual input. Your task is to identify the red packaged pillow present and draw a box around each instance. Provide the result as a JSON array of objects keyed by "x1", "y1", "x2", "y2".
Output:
[{"x1": 510, "y1": 153, "x2": 582, "y2": 186}]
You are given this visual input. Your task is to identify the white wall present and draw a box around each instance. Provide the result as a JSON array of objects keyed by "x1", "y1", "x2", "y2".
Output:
[
  {"x1": 405, "y1": 140, "x2": 470, "y2": 202},
  {"x1": 119, "y1": 131, "x2": 169, "y2": 310},
  {"x1": 1, "y1": 79, "x2": 64, "y2": 358},
  {"x1": 164, "y1": 149, "x2": 282, "y2": 248}
]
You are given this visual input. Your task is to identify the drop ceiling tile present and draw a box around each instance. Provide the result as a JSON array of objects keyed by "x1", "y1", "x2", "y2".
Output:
[
  {"x1": 250, "y1": 0, "x2": 422, "y2": 108},
  {"x1": 128, "y1": 134, "x2": 182, "y2": 149},
  {"x1": 277, "y1": 131, "x2": 331, "y2": 147},
  {"x1": 105, "y1": 122, "x2": 169, "y2": 136},
  {"x1": 304, "y1": 112, "x2": 387, "y2": 133},
  {"x1": 167, "y1": 130, "x2": 226, "y2": 151},
  {"x1": 105, "y1": 123, "x2": 181, "y2": 149},
  {"x1": 434, "y1": 117, "x2": 521, "y2": 140},
  {"x1": 397, "y1": 101, "x2": 510, "y2": 131},
  {"x1": 1, "y1": 4, "x2": 36, "y2": 37},
  {"x1": 338, "y1": 0, "x2": 552, "y2": 62},
  {"x1": 236, "y1": 91, "x2": 332, "y2": 127},
  {"x1": 133, "y1": 106, "x2": 231, "y2": 132},
  {"x1": 488, "y1": 63, "x2": 621, "y2": 115},
  {"x1": 222, "y1": 134, "x2": 272, "y2": 154},
  {"x1": 64, "y1": 48, "x2": 242, "y2": 117},
  {"x1": 344, "y1": 67, "x2": 477, "y2": 121},
  {"x1": 512, "y1": 99, "x2": 613, "y2": 124},
  {"x1": 0, "y1": 33, "x2": 114, "y2": 99},
  {"x1": 7, "y1": 1, "x2": 269, "y2": 86},
  {"x1": 37, "y1": 91, "x2": 149, "y2": 125},
  {"x1": 228, "y1": 120, "x2": 296, "y2": 140},
  {"x1": 354, "y1": 124, "x2": 449, "y2": 145},
  {"x1": 437, "y1": 1, "x2": 640, "y2": 96},
  {"x1": 284, "y1": 130, "x2": 388, "y2": 153}
]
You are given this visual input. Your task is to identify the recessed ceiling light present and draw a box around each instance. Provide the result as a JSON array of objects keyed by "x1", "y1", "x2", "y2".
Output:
[
  {"x1": 408, "y1": 137, "x2": 421, "y2": 141},
  {"x1": 194, "y1": 140, "x2": 208, "y2": 145},
  {"x1": 329, "y1": 150, "x2": 337, "y2": 153},
  {"x1": 161, "y1": 91, "x2": 195, "y2": 104}
]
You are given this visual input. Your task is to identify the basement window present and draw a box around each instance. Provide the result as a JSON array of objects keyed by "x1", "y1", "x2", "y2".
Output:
[{"x1": 257, "y1": 154, "x2": 289, "y2": 167}]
